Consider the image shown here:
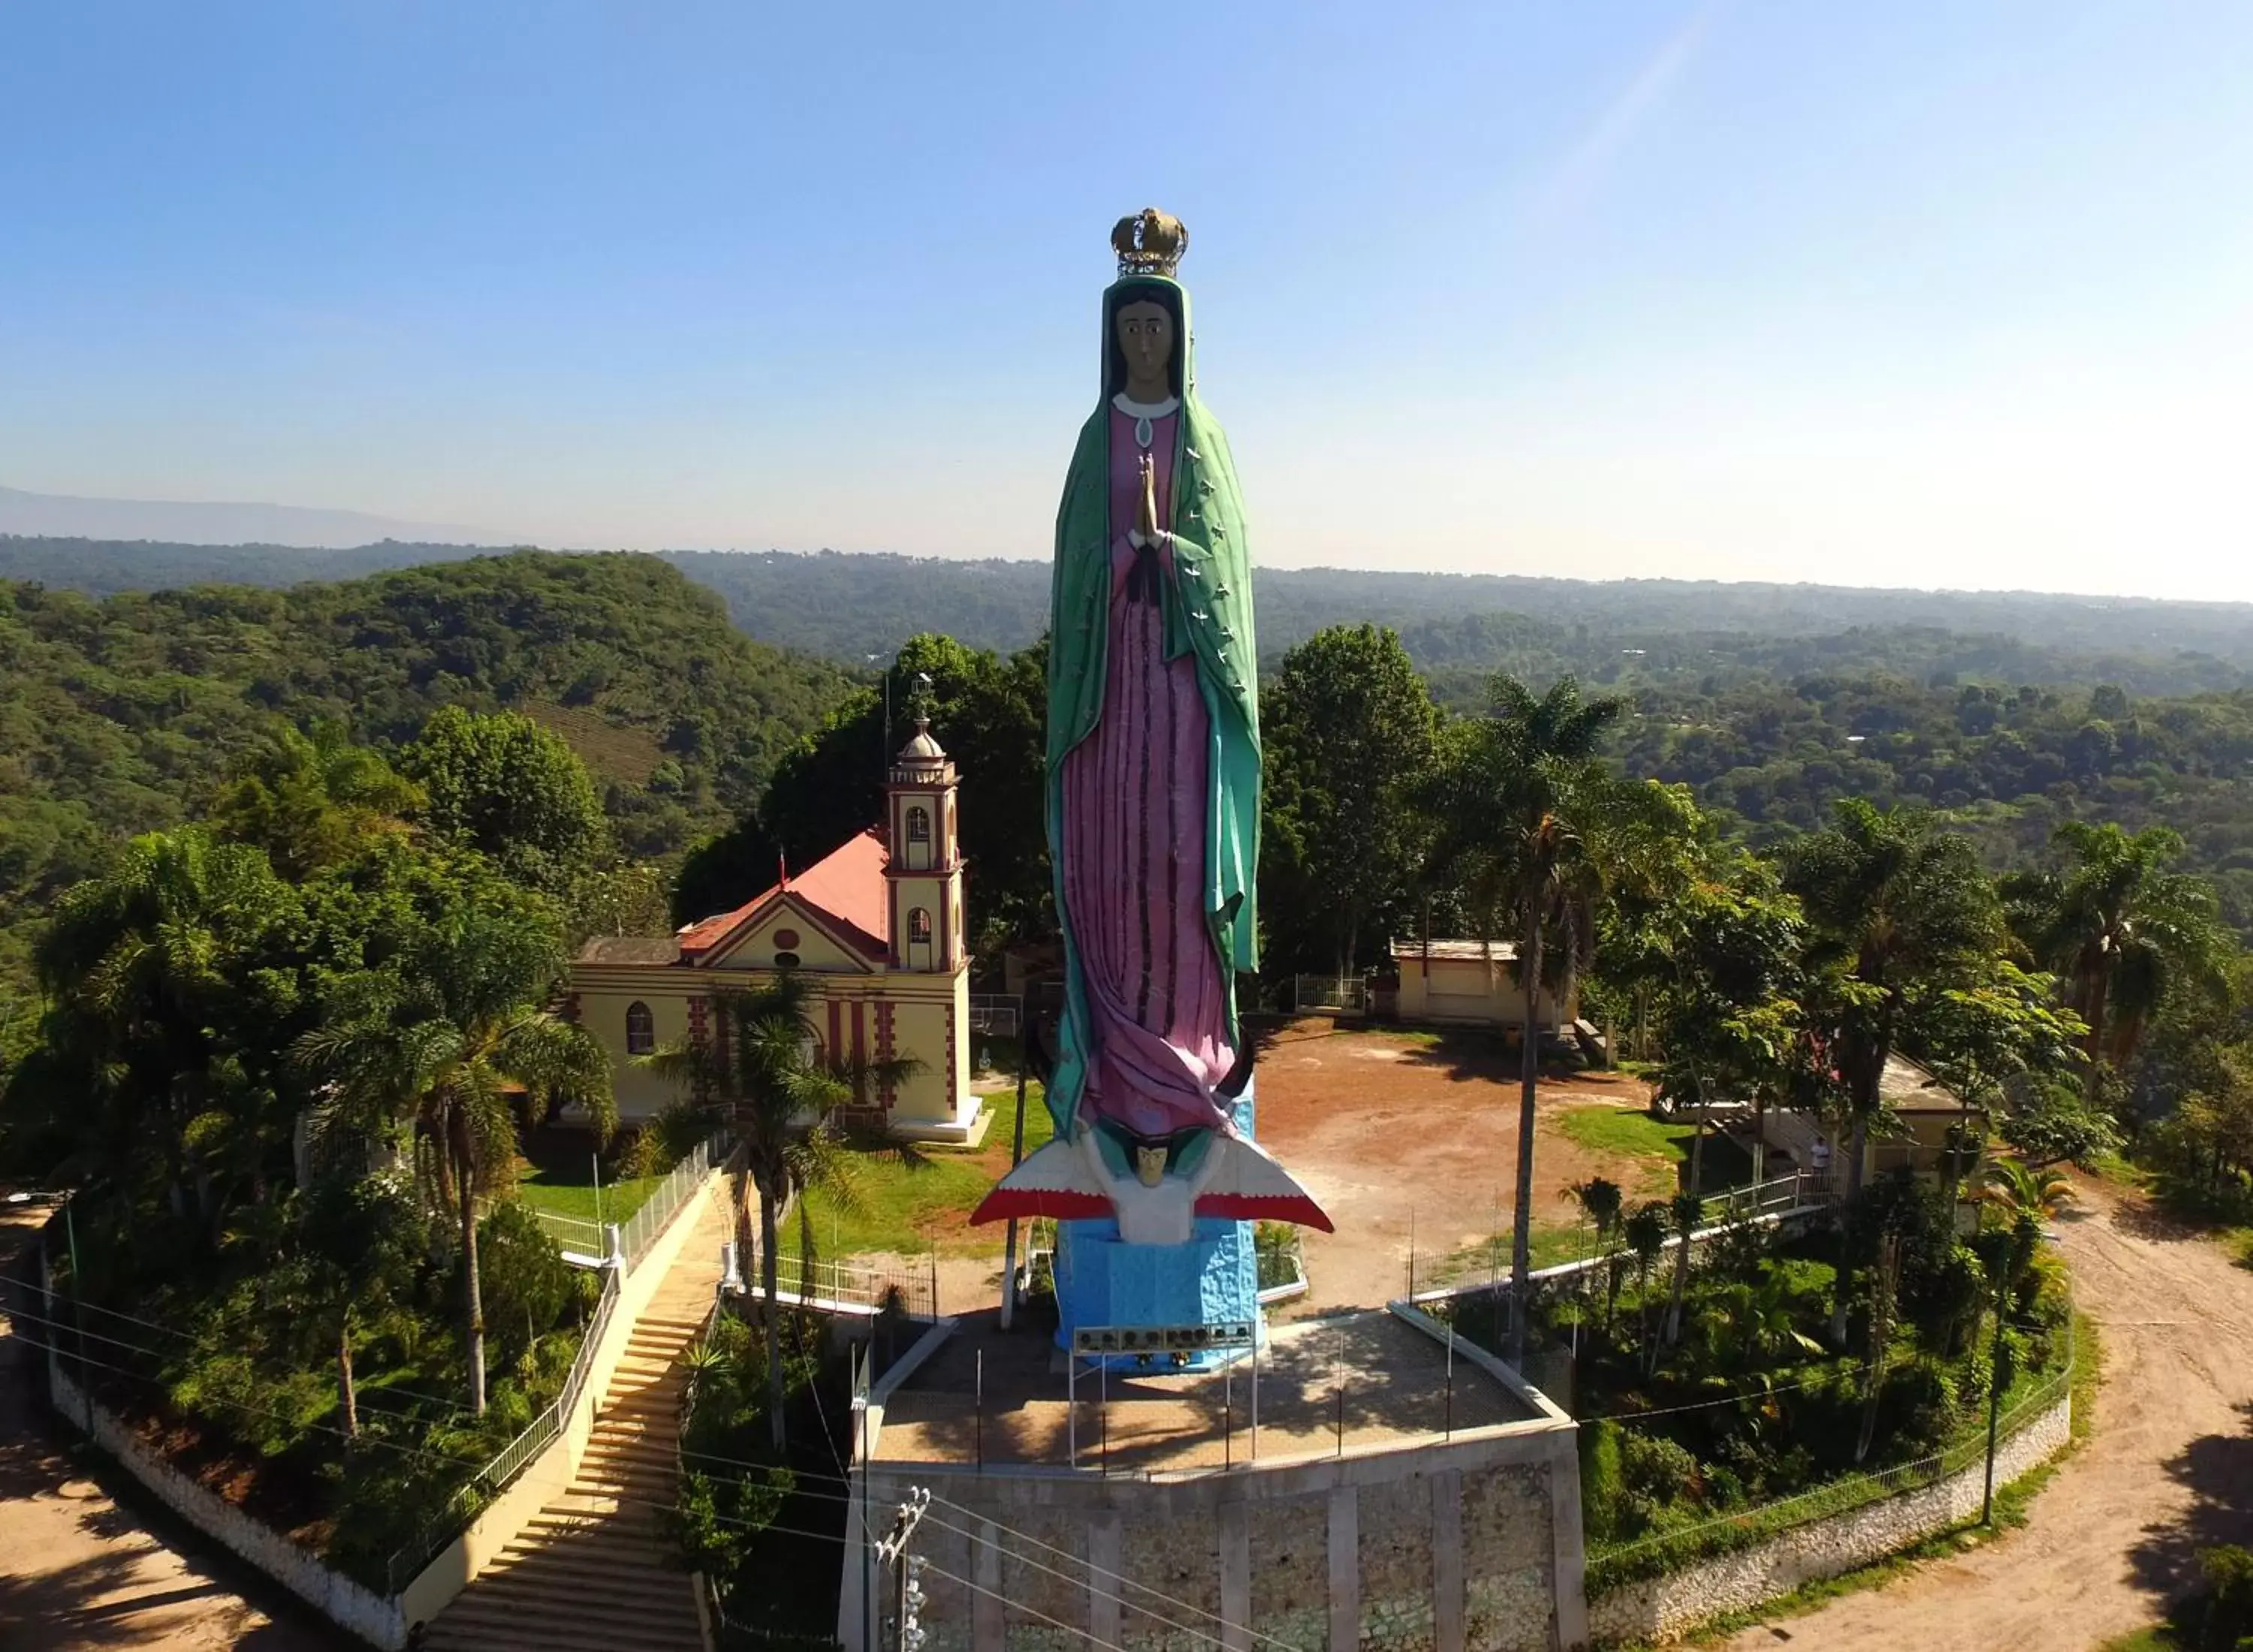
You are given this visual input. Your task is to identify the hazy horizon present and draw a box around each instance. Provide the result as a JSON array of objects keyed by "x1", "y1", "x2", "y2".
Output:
[
  {"x1": 5, "y1": 5, "x2": 2251, "y2": 601},
  {"x1": 14, "y1": 480, "x2": 2253, "y2": 613}
]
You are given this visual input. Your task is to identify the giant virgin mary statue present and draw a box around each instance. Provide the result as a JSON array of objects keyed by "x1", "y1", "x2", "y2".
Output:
[{"x1": 977, "y1": 210, "x2": 1329, "y2": 1274}]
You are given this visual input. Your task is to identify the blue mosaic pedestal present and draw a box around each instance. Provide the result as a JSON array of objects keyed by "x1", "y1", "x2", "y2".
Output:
[
  {"x1": 1052, "y1": 1214, "x2": 1259, "y2": 1368},
  {"x1": 1051, "y1": 1090, "x2": 1263, "y2": 1368}
]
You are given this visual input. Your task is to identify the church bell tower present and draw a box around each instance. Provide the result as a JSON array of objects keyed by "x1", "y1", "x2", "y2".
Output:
[{"x1": 885, "y1": 719, "x2": 963, "y2": 972}]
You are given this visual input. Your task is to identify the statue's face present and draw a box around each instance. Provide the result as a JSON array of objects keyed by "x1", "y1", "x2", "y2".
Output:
[
  {"x1": 1135, "y1": 1142, "x2": 1168, "y2": 1187},
  {"x1": 1115, "y1": 300, "x2": 1174, "y2": 390}
]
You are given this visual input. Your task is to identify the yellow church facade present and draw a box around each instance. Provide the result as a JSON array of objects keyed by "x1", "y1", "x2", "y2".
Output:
[{"x1": 567, "y1": 721, "x2": 981, "y2": 1142}]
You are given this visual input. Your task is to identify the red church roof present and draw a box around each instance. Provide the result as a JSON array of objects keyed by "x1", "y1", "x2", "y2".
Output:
[{"x1": 677, "y1": 828, "x2": 891, "y2": 963}]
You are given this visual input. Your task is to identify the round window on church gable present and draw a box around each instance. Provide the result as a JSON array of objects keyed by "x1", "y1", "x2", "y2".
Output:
[
  {"x1": 773, "y1": 928, "x2": 800, "y2": 950},
  {"x1": 774, "y1": 951, "x2": 801, "y2": 970}
]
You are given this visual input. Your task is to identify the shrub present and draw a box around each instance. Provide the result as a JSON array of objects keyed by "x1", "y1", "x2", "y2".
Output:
[
  {"x1": 2194, "y1": 1543, "x2": 2253, "y2": 1651},
  {"x1": 474, "y1": 1201, "x2": 593, "y2": 1379}
]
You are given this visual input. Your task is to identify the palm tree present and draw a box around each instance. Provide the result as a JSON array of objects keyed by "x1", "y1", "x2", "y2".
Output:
[
  {"x1": 19, "y1": 827, "x2": 301, "y2": 1252},
  {"x1": 1425, "y1": 675, "x2": 1626, "y2": 1369},
  {"x1": 1660, "y1": 1189, "x2": 1704, "y2": 1349},
  {"x1": 1783, "y1": 800, "x2": 2007, "y2": 1342},
  {"x1": 2004, "y1": 821, "x2": 2229, "y2": 1075},
  {"x1": 1977, "y1": 1156, "x2": 2074, "y2": 1224},
  {"x1": 1570, "y1": 1177, "x2": 1624, "y2": 1345},
  {"x1": 1622, "y1": 1201, "x2": 1669, "y2": 1371},
  {"x1": 1573, "y1": 1177, "x2": 1624, "y2": 1259},
  {"x1": 641, "y1": 973, "x2": 917, "y2": 1449},
  {"x1": 299, "y1": 897, "x2": 612, "y2": 1416}
]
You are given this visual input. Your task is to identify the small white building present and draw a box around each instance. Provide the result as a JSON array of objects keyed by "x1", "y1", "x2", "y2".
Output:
[{"x1": 1379, "y1": 938, "x2": 1576, "y2": 1032}]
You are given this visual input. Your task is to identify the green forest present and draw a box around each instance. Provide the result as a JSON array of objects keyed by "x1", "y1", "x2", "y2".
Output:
[
  {"x1": 10, "y1": 535, "x2": 2253, "y2": 691},
  {"x1": 7, "y1": 544, "x2": 2253, "y2": 1618},
  {"x1": 0, "y1": 552, "x2": 854, "y2": 1002}
]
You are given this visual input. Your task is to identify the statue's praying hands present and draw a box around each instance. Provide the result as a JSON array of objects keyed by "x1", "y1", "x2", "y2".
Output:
[{"x1": 1136, "y1": 451, "x2": 1161, "y2": 546}]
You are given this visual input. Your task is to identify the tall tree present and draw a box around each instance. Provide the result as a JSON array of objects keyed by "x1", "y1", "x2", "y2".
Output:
[
  {"x1": 207, "y1": 722, "x2": 424, "y2": 880},
  {"x1": 9, "y1": 828, "x2": 305, "y2": 1248},
  {"x1": 2003, "y1": 821, "x2": 2229, "y2": 1073},
  {"x1": 1261, "y1": 625, "x2": 1442, "y2": 978},
  {"x1": 1648, "y1": 859, "x2": 1809, "y2": 1192},
  {"x1": 682, "y1": 635, "x2": 1049, "y2": 954},
  {"x1": 640, "y1": 973, "x2": 915, "y2": 1448},
  {"x1": 297, "y1": 861, "x2": 612, "y2": 1415},
  {"x1": 1424, "y1": 674, "x2": 1625, "y2": 1367},
  {"x1": 1782, "y1": 800, "x2": 2007, "y2": 1340},
  {"x1": 401, "y1": 707, "x2": 611, "y2": 899}
]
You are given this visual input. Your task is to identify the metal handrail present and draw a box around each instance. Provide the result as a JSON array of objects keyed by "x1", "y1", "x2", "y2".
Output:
[
  {"x1": 384, "y1": 1128, "x2": 730, "y2": 1596},
  {"x1": 385, "y1": 1261, "x2": 620, "y2": 1594}
]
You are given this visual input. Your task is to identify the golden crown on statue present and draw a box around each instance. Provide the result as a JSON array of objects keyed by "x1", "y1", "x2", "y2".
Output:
[{"x1": 1112, "y1": 207, "x2": 1189, "y2": 278}]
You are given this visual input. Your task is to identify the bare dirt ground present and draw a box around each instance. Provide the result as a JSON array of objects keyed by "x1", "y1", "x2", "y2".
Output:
[
  {"x1": 1250, "y1": 1017, "x2": 1655, "y2": 1313},
  {"x1": 0, "y1": 1206, "x2": 327, "y2": 1650},
  {"x1": 888, "y1": 1018, "x2": 1661, "y2": 1318},
  {"x1": 1719, "y1": 1176, "x2": 2253, "y2": 1651}
]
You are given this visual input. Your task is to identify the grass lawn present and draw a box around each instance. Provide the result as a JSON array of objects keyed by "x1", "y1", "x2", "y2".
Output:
[
  {"x1": 782, "y1": 1082, "x2": 1053, "y2": 1260},
  {"x1": 514, "y1": 1129, "x2": 665, "y2": 1228},
  {"x1": 1419, "y1": 1220, "x2": 1586, "y2": 1289},
  {"x1": 1557, "y1": 1105, "x2": 1697, "y2": 1164},
  {"x1": 2097, "y1": 1626, "x2": 2180, "y2": 1650}
]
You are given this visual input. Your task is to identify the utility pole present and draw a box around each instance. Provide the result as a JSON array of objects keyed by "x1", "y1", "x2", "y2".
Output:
[{"x1": 875, "y1": 1488, "x2": 932, "y2": 1652}]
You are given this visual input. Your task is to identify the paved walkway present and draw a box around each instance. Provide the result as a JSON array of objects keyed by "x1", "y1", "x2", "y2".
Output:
[
  {"x1": 0, "y1": 1205, "x2": 327, "y2": 1650},
  {"x1": 423, "y1": 1189, "x2": 732, "y2": 1652}
]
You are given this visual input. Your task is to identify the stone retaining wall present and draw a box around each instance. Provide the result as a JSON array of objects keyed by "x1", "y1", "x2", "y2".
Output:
[
  {"x1": 872, "y1": 1427, "x2": 1581, "y2": 1652},
  {"x1": 1586, "y1": 1385, "x2": 2073, "y2": 1645},
  {"x1": 50, "y1": 1354, "x2": 406, "y2": 1647}
]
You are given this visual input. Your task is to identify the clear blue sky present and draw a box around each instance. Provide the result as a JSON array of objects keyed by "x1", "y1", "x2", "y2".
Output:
[{"x1": 5, "y1": 2, "x2": 2250, "y2": 597}]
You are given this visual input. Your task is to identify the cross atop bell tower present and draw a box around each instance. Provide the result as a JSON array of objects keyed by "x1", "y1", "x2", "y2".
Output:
[{"x1": 885, "y1": 718, "x2": 962, "y2": 971}]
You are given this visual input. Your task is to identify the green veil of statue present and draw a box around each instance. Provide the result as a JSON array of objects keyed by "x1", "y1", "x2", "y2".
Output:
[{"x1": 1043, "y1": 270, "x2": 1262, "y2": 1143}]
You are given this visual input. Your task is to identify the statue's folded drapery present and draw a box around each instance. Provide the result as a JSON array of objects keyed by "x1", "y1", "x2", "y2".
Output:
[{"x1": 1044, "y1": 274, "x2": 1262, "y2": 1150}]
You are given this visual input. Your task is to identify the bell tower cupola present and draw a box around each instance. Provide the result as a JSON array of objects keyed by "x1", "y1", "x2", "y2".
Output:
[{"x1": 885, "y1": 718, "x2": 962, "y2": 972}]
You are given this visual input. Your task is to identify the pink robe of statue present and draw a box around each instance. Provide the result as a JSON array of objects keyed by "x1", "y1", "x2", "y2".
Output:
[{"x1": 1057, "y1": 400, "x2": 1235, "y2": 1142}]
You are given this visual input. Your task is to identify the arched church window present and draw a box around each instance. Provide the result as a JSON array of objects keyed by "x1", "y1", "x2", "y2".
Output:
[
  {"x1": 909, "y1": 908, "x2": 933, "y2": 944},
  {"x1": 625, "y1": 1001, "x2": 655, "y2": 1057},
  {"x1": 906, "y1": 806, "x2": 931, "y2": 843}
]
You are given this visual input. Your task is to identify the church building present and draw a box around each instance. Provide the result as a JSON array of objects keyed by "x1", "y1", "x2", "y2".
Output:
[{"x1": 568, "y1": 720, "x2": 980, "y2": 1142}]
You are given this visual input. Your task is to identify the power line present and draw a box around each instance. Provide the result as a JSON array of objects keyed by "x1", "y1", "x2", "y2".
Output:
[
  {"x1": 19, "y1": 1338, "x2": 479, "y2": 1473},
  {"x1": 923, "y1": 1490, "x2": 1292, "y2": 1652},
  {"x1": 918, "y1": 1557, "x2": 1107, "y2": 1652},
  {"x1": 26, "y1": 1286, "x2": 482, "y2": 1419},
  {"x1": 666, "y1": 1441, "x2": 1266, "y2": 1652},
  {"x1": 914, "y1": 1505, "x2": 1248, "y2": 1652},
  {"x1": 2, "y1": 1302, "x2": 446, "y2": 1431}
]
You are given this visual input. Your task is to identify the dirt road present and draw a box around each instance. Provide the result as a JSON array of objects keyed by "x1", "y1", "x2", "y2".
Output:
[
  {"x1": 0, "y1": 1206, "x2": 326, "y2": 1650},
  {"x1": 1719, "y1": 1179, "x2": 2253, "y2": 1651}
]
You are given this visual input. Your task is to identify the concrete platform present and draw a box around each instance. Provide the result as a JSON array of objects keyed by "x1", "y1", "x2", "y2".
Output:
[{"x1": 871, "y1": 1306, "x2": 1538, "y2": 1474}]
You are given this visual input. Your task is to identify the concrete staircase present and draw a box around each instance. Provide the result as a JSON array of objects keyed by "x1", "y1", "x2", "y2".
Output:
[{"x1": 425, "y1": 1195, "x2": 734, "y2": 1651}]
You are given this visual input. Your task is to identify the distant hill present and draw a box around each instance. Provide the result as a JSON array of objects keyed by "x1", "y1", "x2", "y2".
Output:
[
  {"x1": 0, "y1": 552, "x2": 857, "y2": 991},
  {"x1": 8, "y1": 536, "x2": 2253, "y2": 696},
  {"x1": 0, "y1": 484, "x2": 517, "y2": 550}
]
